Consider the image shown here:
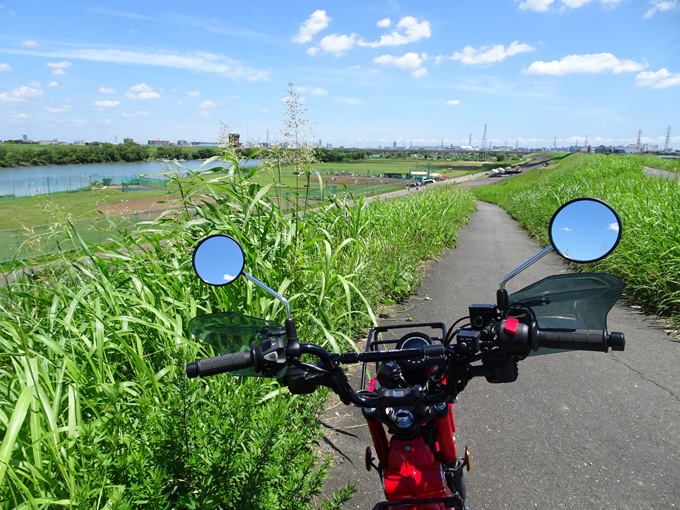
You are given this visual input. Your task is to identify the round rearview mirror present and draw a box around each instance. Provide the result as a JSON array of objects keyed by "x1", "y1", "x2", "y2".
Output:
[
  {"x1": 192, "y1": 235, "x2": 245, "y2": 286},
  {"x1": 549, "y1": 198, "x2": 622, "y2": 263}
]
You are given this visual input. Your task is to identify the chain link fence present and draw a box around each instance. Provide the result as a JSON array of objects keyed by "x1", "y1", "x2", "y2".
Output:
[{"x1": 0, "y1": 174, "x2": 172, "y2": 199}]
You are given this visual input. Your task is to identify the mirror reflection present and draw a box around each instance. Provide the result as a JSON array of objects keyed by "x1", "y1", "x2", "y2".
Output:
[
  {"x1": 193, "y1": 235, "x2": 245, "y2": 286},
  {"x1": 549, "y1": 198, "x2": 622, "y2": 263}
]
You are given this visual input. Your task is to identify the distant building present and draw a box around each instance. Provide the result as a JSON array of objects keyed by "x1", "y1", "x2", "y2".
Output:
[
  {"x1": 177, "y1": 140, "x2": 191, "y2": 146},
  {"x1": 38, "y1": 139, "x2": 66, "y2": 145},
  {"x1": 73, "y1": 140, "x2": 87, "y2": 145},
  {"x1": 123, "y1": 137, "x2": 134, "y2": 144},
  {"x1": 148, "y1": 140, "x2": 171, "y2": 146}
]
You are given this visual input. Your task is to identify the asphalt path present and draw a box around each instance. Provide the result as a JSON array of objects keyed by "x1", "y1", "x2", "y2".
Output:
[{"x1": 321, "y1": 173, "x2": 679, "y2": 508}]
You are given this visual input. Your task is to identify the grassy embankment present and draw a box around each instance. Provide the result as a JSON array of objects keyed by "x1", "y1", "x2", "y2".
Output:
[
  {"x1": 631, "y1": 154, "x2": 680, "y2": 173},
  {"x1": 0, "y1": 167, "x2": 477, "y2": 509},
  {"x1": 0, "y1": 158, "x2": 479, "y2": 266},
  {"x1": 0, "y1": 158, "x2": 482, "y2": 231},
  {"x1": 473, "y1": 153, "x2": 680, "y2": 326}
]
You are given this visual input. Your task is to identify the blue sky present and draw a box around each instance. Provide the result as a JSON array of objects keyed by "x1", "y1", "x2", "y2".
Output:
[{"x1": 0, "y1": 0, "x2": 678, "y2": 149}]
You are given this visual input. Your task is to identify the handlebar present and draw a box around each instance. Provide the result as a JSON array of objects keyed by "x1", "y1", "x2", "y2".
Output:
[
  {"x1": 186, "y1": 350, "x2": 254, "y2": 378},
  {"x1": 186, "y1": 321, "x2": 626, "y2": 403},
  {"x1": 535, "y1": 329, "x2": 625, "y2": 352}
]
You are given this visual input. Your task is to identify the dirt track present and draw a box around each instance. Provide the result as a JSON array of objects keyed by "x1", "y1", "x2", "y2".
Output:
[{"x1": 95, "y1": 175, "x2": 403, "y2": 216}]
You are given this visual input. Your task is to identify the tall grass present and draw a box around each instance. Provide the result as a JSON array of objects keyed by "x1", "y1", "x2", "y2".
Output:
[
  {"x1": 631, "y1": 154, "x2": 680, "y2": 173},
  {"x1": 473, "y1": 153, "x2": 680, "y2": 324},
  {"x1": 0, "y1": 155, "x2": 476, "y2": 508}
]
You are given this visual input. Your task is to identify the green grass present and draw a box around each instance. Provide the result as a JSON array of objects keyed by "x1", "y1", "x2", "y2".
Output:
[
  {"x1": 0, "y1": 189, "x2": 167, "y2": 230},
  {"x1": 0, "y1": 158, "x2": 470, "y2": 231},
  {"x1": 0, "y1": 166, "x2": 476, "y2": 509},
  {"x1": 629, "y1": 154, "x2": 680, "y2": 173},
  {"x1": 473, "y1": 153, "x2": 680, "y2": 325}
]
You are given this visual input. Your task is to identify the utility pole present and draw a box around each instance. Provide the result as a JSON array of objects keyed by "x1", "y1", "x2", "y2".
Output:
[
  {"x1": 636, "y1": 129, "x2": 642, "y2": 153},
  {"x1": 663, "y1": 126, "x2": 672, "y2": 152},
  {"x1": 481, "y1": 124, "x2": 488, "y2": 150}
]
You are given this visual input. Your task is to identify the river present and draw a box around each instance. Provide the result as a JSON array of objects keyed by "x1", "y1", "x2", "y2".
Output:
[{"x1": 0, "y1": 159, "x2": 258, "y2": 197}]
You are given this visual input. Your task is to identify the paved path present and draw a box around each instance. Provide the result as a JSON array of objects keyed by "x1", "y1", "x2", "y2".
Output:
[
  {"x1": 321, "y1": 190, "x2": 679, "y2": 508},
  {"x1": 644, "y1": 166, "x2": 680, "y2": 181}
]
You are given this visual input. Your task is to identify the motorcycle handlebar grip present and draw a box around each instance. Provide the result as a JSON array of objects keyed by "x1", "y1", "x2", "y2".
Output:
[
  {"x1": 536, "y1": 329, "x2": 625, "y2": 352},
  {"x1": 186, "y1": 350, "x2": 254, "y2": 378}
]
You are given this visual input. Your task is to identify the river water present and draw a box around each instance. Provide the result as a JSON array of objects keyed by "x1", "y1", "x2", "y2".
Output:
[{"x1": 0, "y1": 159, "x2": 254, "y2": 197}]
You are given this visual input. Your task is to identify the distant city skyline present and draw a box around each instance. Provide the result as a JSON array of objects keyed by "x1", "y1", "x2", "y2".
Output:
[
  {"x1": 1, "y1": 1, "x2": 678, "y2": 150},
  {"x1": 5, "y1": 134, "x2": 667, "y2": 154}
]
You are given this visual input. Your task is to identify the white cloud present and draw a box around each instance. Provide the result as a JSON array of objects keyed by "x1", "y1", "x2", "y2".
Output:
[
  {"x1": 518, "y1": 0, "x2": 554, "y2": 10},
  {"x1": 635, "y1": 68, "x2": 680, "y2": 89},
  {"x1": 198, "y1": 100, "x2": 218, "y2": 108},
  {"x1": 297, "y1": 86, "x2": 328, "y2": 96},
  {"x1": 187, "y1": 90, "x2": 201, "y2": 97},
  {"x1": 200, "y1": 110, "x2": 211, "y2": 117},
  {"x1": 0, "y1": 63, "x2": 11, "y2": 71},
  {"x1": 294, "y1": 10, "x2": 331, "y2": 43},
  {"x1": 4, "y1": 47, "x2": 269, "y2": 81},
  {"x1": 281, "y1": 94, "x2": 307, "y2": 104},
  {"x1": 46, "y1": 104, "x2": 73, "y2": 113},
  {"x1": 125, "y1": 83, "x2": 160, "y2": 99},
  {"x1": 562, "y1": 0, "x2": 624, "y2": 7},
  {"x1": 446, "y1": 99, "x2": 461, "y2": 105},
  {"x1": 643, "y1": 0, "x2": 678, "y2": 18},
  {"x1": 377, "y1": 18, "x2": 391, "y2": 28},
  {"x1": 315, "y1": 33, "x2": 361, "y2": 56},
  {"x1": 374, "y1": 52, "x2": 427, "y2": 78},
  {"x1": 48, "y1": 81, "x2": 59, "y2": 87},
  {"x1": 92, "y1": 100, "x2": 120, "y2": 108},
  {"x1": 518, "y1": 0, "x2": 623, "y2": 10},
  {"x1": 451, "y1": 41, "x2": 535, "y2": 65},
  {"x1": 364, "y1": 17, "x2": 431, "y2": 47},
  {"x1": 99, "y1": 86, "x2": 116, "y2": 93},
  {"x1": 0, "y1": 84, "x2": 44, "y2": 102},
  {"x1": 13, "y1": 113, "x2": 29, "y2": 120},
  {"x1": 122, "y1": 110, "x2": 150, "y2": 117},
  {"x1": 22, "y1": 40, "x2": 39, "y2": 47},
  {"x1": 47, "y1": 61, "x2": 72, "y2": 75},
  {"x1": 306, "y1": 16, "x2": 430, "y2": 55},
  {"x1": 526, "y1": 53, "x2": 645, "y2": 75}
]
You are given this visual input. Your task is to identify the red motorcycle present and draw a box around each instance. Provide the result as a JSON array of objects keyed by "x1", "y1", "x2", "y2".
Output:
[{"x1": 186, "y1": 198, "x2": 625, "y2": 509}]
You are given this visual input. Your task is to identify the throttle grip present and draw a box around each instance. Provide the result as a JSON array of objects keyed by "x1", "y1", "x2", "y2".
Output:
[
  {"x1": 536, "y1": 329, "x2": 625, "y2": 352},
  {"x1": 186, "y1": 350, "x2": 254, "y2": 378}
]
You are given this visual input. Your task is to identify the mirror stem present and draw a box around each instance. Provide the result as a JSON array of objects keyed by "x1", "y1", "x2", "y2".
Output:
[
  {"x1": 242, "y1": 272, "x2": 301, "y2": 356},
  {"x1": 243, "y1": 272, "x2": 292, "y2": 320},
  {"x1": 499, "y1": 246, "x2": 554, "y2": 291}
]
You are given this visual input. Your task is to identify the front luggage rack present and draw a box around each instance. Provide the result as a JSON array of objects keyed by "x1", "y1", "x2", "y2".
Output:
[
  {"x1": 361, "y1": 322, "x2": 447, "y2": 390},
  {"x1": 372, "y1": 494, "x2": 465, "y2": 509}
]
